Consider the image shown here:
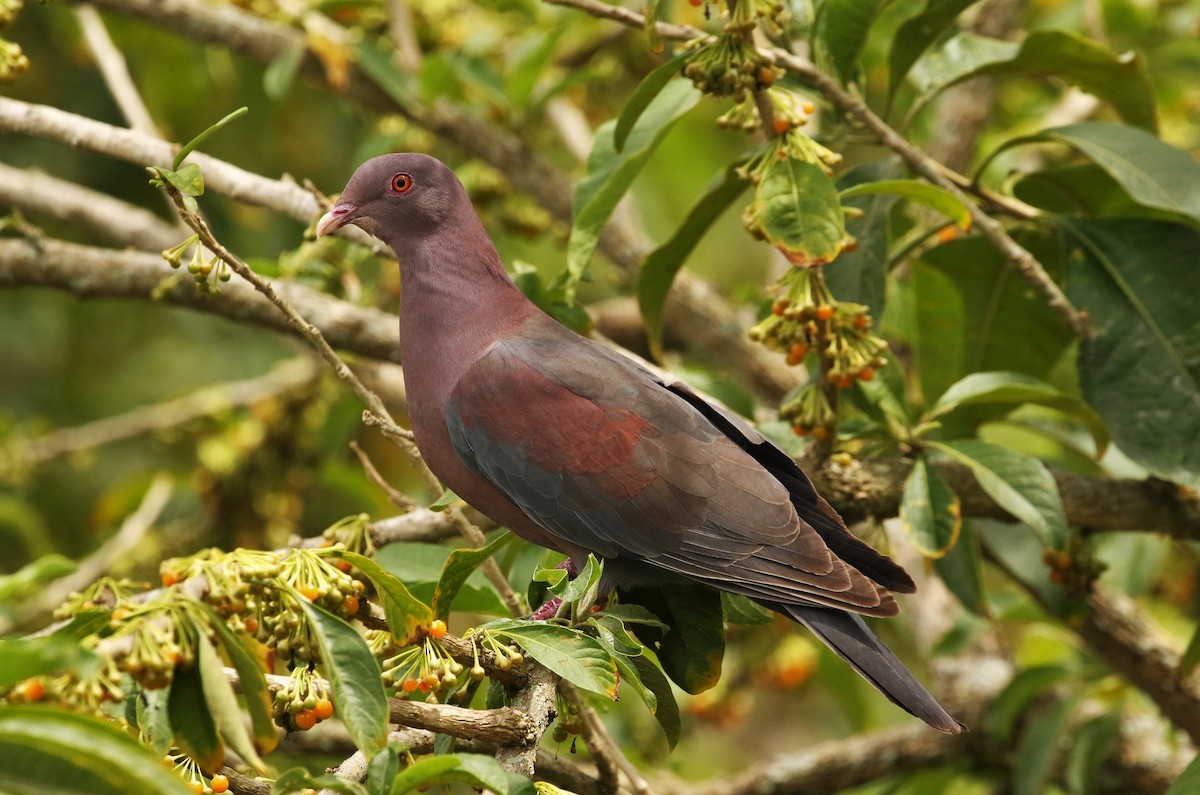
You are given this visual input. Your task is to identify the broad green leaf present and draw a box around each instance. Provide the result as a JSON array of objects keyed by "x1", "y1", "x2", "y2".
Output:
[
  {"x1": 987, "y1": 664, "x2": 1072, "y2": 742},
  {"x1": 485, "y1": 620, "x2": 619, "y2": 699},
  {"x1": 387, "y1": 753, "x2": 532, "y2": 795},
  {"x1": 615, "y1": 55, "x2": 686, "y2": 151},
  {"x1": 745, "y1": 158, "x2": 847, "y2": 267},
  {"x1": 0, "y1": 637, "x2": 97, "y2": 688},
  {"x1": 1166, "y1": 752, "x2": 1200, "y2": 795},
  {"x1": 355, "y1": 39, "x2": 420, "y2": 108},
  {"x1": 846, "y1": 349, "x2": 912, "y2": 440},
  {"x1": 0, "y1": 554, "x2": 75, "y2": 604},
  {"x1": 1012, "y1": 163, "x2": 1149, "y2": 217},
  {"x1": 638, "y1": 159, "x2": 748, "y2": 361},
  {"x1": 367, "y1": 747, "x2": 399, "y2": 795},
  {"x1": 431, "y1": 532, "x2": 515, "y2": 622},
  {"x1": 194, "y1": 625, "x2": 265, "y2": 770},
  {"x1": 912, "y1": 236, "x2": 1072, "y2": 402},
  {"x1": 324, "y1": 549, "x2": 432, "y2": 644},
  {"x1": 1063, "y1": 711, "x2": 1121, "y2": 794},
  {"x1": 622, "y1": 582, "x2": 724, "y2": 694},
  {"x1": 900, "y1": 457, "x2": 962, "y2": 558},
  {"x1": 815, "y1": 0, "x2": 888, "y2": 81},
  {"x1": 263, "y1": 44, "x2": 304, "y2": 100},
  {"x1": 388, "y1": 756, "x2": 462, "y2": 795},
  {"x1": 721, "y1": 592, "x2": 774, "y2": 626},
  {"x1": 133, "y1": 688, "x2": 172, "y2": 757},
  {"x1": 839, "y1": 179, "x2": 972, "y2": 231},
  {"x1": 887, "y1": 0, "x2": 983, "y2": 102},
  {"x1": 565, "y1": 79, "x2": 700, "y2": 300},
  {"x1": 428, "y1": 488, "x2": 460, "y2": 512},
  {"x1": 167, "y1": 660, "x2": 225, "y2": 774},
  {"x1": 989, "y1": 123, "x2": 1200, "y2": 227},
  {"x1": 1064, "y1": 219, "x2": 1200, "y2": 488},
  {"x1": 979, "y1": 519, "x2": 1079, "y2": 616},
  {"x1": 163, "y1": 163, "x2": 204, "y2": 197},
  {"x1": 291, "y1": 591, "x2": 389, "y2": 754},
  {"x1": 630, "y1": 653, "x2": 681, "y2": 748},
  {"x1": 587, "y1": 614, "x2": 643, "y2": 658},
  {"x1": 0, "y1": 706, "x2": 195, "y2": 795},
  {"x1": 929, "y1": 371, "x2": 1108, "y2": 455},
  {"x1": 912, "y1": 30, "x2": 1157, "y2": 131},
  {"x1": 553, "y1": 553, "x2": 602, "y2": 610},
  {"x1": 274, "y1": 766, "x2": 370, "y2": 795},
  {"x1": 203, "y1": 605, "x2": 278, "y2": 754},
  {"x1": 826, "y1": 159, "x2": 905, "y2": 320},
  {"x1": 505, "y1": 25, "x2": 567, "y2": 108},
  {"x1": 929, "y1": 439, "x2": 1068, "y2": 550},
  {"x1": 1013, "y1": 694, "x2": 1081, "y2": 795},
  {"x1": 933, "y1": 520, "x2": 989, "y2": 615}
]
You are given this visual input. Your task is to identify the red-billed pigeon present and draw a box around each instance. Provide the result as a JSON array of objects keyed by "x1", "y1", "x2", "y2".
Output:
[{"x1": 317, "y1": 154, "x2": 963, "y2": 733}]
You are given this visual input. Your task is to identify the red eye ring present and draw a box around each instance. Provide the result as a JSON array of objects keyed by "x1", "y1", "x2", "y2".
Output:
[{"x1": 390, "y1": 172, "x2": 414, "y2": 194}]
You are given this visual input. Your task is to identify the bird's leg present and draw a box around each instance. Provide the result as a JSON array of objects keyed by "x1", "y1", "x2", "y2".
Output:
[{"x1": 527, "y1": 558, "x2": 581, "y2": 620}]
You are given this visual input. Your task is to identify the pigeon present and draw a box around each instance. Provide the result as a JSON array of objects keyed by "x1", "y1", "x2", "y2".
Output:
[{"x1": 317, "y1": 153, "x2": 963, "y2": 733}]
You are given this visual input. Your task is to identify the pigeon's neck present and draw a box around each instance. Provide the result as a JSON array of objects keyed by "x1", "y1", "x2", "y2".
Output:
[{"x1": 396, "y1": 222, "x2": 535, "y2": 386}]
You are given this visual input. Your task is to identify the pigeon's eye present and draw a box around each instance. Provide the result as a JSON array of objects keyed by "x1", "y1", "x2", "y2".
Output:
[{"x1": 390, "y1": 173, "x2": 414, "y2": 194}]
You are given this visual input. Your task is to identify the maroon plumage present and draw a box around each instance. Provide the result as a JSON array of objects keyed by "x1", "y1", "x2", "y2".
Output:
[{"x1": 318, "y1": 153, "x2": 963, "y2": 733}]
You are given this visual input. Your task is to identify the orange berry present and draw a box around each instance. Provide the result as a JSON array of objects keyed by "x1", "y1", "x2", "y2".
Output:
[
  {"x1": 785, "y1": 343, "x2": 808, "y2": 366},
  {"x1": 418, "y1": 679, "x2": 431, "y2": 694},
  {"x1": 429, "y1": 619, "x2": 448, "y2": 639},
  {"x1": 189, "y1": 781, "x2": 204, "y2": 795},
  {"x1": 771, "y1": 298, "x2": 789, "y2": 316},
  {"x1": 758, "y1": 68, "x2": 775, "y2": 86},
  {"x1": 211, "y1": 774, "x2": 230, "y2": 793},
  {"x1": 161, "y1": 570, "x2": 181, "y2": 587},
  {"x1": 333, "y1": 560, "x2": 353, "y2": 573},
  {"x1": 243, "y1": 617, "x2": 258, "y2": 634},
  {"x1": 802, "y1": 101, "x2": 815, "y2": 115},
  {"x1": 792, "y1": 426, "x2": 808, "y2": 437},
  {"x1": 858, "y1": 367, "x2": 875, "y2": 382},
  {"x1": 18, "y1": 679, "x2": 45, "y2": 702},
  {"x1": 342, "y1": 596, "x2": 360, "y2": 615},
  {"x1": 772, "y1": 118, "x2": 791, "y2": 135},
  {"x1": 853, "y1": 314, "x2": 871, "y2": 330},
  {"x1": 936, "y1": 225, "x2": 959, "y2": 243},
  {"x1": 293, "y1": 709, "x2": 317, "y2": 730},
  {"x1": 815, "y1": 305, "x2": 834, "y2": 321},
  {"x1": 836, "y1": 375, "x2": 854, "y2": 389},
  {"x1": 298, "y1": 585, "x2": 320, "y2": 602},
  {"x1": 314, "y1": 698, "x2": 334, "y2": 720},
  {"x1": 402, "y1": 678, "x2": 419, "y2": 693},
  {"x1": 810, "y1": 426, "x2": 830, "y2": 441},
  {"x1": 689, "y1": 0, "x2": 703, "y2": 6}
]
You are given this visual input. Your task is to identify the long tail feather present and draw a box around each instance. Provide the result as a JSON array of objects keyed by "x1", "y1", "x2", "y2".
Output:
[{"x1": 782, "y1": 604, "x2": 966, "y2": 734}]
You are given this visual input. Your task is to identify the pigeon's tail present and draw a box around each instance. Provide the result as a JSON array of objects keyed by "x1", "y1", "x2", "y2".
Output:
[{"x1": 781, "y1": 604, "x2": 966, "y2": 734}]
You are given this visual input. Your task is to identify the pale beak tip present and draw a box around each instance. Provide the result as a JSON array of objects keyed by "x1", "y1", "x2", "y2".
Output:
[{"x1": 315, "y1": 202, "x2": 357, "y2": 238}]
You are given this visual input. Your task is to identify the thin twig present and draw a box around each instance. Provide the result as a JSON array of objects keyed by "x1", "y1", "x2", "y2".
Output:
[
  {"x1": 349, "y1": 441, "x2": 416, "y2": 512},
  {"x1": 75, "y1": 4, "x2": 160, "y2": 135}
]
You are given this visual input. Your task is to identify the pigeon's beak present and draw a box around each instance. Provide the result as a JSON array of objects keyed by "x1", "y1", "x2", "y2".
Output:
[{"x1": 316, "y1": 202, "x2": 359, "y2": 237}]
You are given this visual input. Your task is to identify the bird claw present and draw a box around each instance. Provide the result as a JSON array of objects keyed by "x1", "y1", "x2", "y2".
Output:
[{"x1": 528, "y1": 596, "x2": 563, "y2": 621}]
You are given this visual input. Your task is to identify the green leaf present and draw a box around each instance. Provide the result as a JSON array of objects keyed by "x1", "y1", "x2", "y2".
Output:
[
  {"x1": 615, "y1": 54, "x2": 687, "y2": 153},
  {"x1": 911, "y1": 30, "x2": 1157, "y2": 131},
  {"x1": 167, "y1": 660, "x2": 225, "y2": 774},
  {"x1": 428, "y1": 488, "x2": 460, "y2": 512},
  {"x1": 485, "y1": 620, "x2": 619, "y2": 699},
  {"x1": 505, "y1": 24, "x2": 567, "y2": 108},
  {"x1": 291, "y1": 591, "x2": 389, "y2": 754},
  {"x1": 171, "y1": 107, "x2": 249, "y2": 171},
  {"x1": 274, "y1": 766, "x2": 370, "y2": 795},
  {"x1": 987, "y1": 664, "x2": 1071, "y2": 742},
  {"x1": 203, "y1": 605, "x2": 278, "y2": 755},
  {"x1": 638, "y1": 159, "x2": 748, "y2": 361},
  {"x1": 587, "y1": 614, "x2": 643, "y2": 658},
  {"x1": 324, "y1": 549, "x2": 432, "y2": 644},
  {"x1": 1013, "y1": 694, "x2": 1080, "y2": 795},
  {"x1": 0, "y1": 637, "x2": 97, "y2": 688},
  {"x1": 553, "y1": 553, "x2": 602, "y2": 610},
  {"x1": 388, "y1": 756, "x2": 462, "y2": 795},
  {"x1": 630, "y1": 653, "x2": 681, "y2": 748},
  {"x1": 355, "y1": 39, "x2": 420, "y2": 108},
  {"x1": 839, "y1": 179, "x2": 972, "y2": 231},
  {"x1": 928, "y1": 439, "x2": 1068, "y2": 550},
  {"x1": 263, "y1": 44, "x2": 304, "y2": 100},
  {"x1": 565, "y1": 79, "x2": 700, "y2": 300},
  {"x1": 194, "y1": 625, "x2": 266, "y2": 770},
  {"x1": 745, "y1": 158, "x2": 847, "y2": 267},
  {"x1": 988, "y1": 123, "x2": 1200, "y2": 227},
  {"x1": 431, "y1": 532, "x2": 515, "y2": 622},
  {"x1": 133, "y1": 688, "x2": 172, "y2": 757},
  {"x1": 643, "y1": 0, "x2": 664, "y2": 53},
  {"x1": 887, "y1": 0, "x2": 983, "y2": 103},
  {"x1": 827, "y1": 159, "x2": 905, "y2": 320},
  {"x1": 721, "y1": 592, "x2": 774, "y2": 626},
  {"x1": 929, "y1": 371, "x2": 1108, "y2": 456},
  {"x1": 0, "y1": 706, "x2": 195, "y2": 795},
  {"x1": 1063, "y1": 711, "x2": 1121, "y2": 794},
  {"x1": 1064, "y1": 219, "x2": 1200, "y2": 488},
  {"x1": 386, "y1": 754, "x2": 531, "y2": 795},
  {"x1": 912, "y1": 236, "x2": 1072, "y2": 401},
  {"x1": 900, "y1": 457, "x2": 962, "y2": 558},
  {"x1": 162, "y1": 163, "x2": 205, "y2": 197},
  {"x1": 0, "y1": 554, "x2": 75, "y2": 604},
  {"x1": 367, "y1": 747, "x2": 399, "y2": 795},
  {"x1": 933, "y1": 520, "x2": 989, "y2": 615},
  {"x1": 815, "y1": 0, "x2": 888, "y2": 81},
  {"x1": 1166, "y1": 752, "x2": 1200, "y2": 795},
  {"x1": 622, "y1": 582, "x2": 724, "y2": 694}
]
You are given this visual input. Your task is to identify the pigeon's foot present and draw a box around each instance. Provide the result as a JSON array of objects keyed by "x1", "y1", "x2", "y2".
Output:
[{"x1": 529, "y1": 597, "x2": 563, "y2": 621}]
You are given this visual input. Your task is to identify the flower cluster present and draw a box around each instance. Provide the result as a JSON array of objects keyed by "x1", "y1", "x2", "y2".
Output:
[
  {"x1": 162, "y1": 234, "x2": 232, "y2": 296},
  {"x1": 381, "y1": 635, "x2": 473, "y2": 704},
  {"x1": 682, "y1": 34, "x2": 772, "y2": 101}
]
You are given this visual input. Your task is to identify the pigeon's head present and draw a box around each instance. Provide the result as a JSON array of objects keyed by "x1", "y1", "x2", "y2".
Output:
[{"x1": 316, "y1": 153, "x2": 464, "y2": 244}]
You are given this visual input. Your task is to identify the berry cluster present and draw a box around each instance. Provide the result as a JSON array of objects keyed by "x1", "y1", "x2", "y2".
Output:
[
  {"x1": 166, "y1": 751, "x2": 229, "y2": 795},
  {"x1": 102, "y1": 593, "x2": 204, "y2": 690},
  {"x1": 272, "y1": 666, "x2": 335, "y2": 732},
  {"x1": 52, "y1": 577, "x2": 150, "y2": 619},
  {"x1": 162, "y1": 234, "x2": 231, "y2": 296},
  {"x1": 381, "y1": 635, "x2": 474, "y2": 705},
  {"x1": 682, "y1": 34, "x2": 771, "y2": 102}
]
